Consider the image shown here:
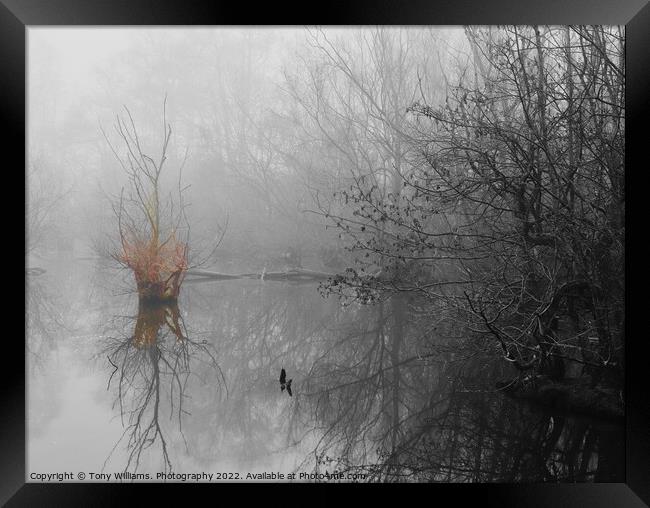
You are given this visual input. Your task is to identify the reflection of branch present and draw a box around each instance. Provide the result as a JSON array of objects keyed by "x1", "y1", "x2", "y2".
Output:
[
  {"x1": 102, "y1": 301, "x2": 227, "y2": 475},
  {"x1": 107, "y1": 356, "x2": 119, "y2": 390},
  {"x1": 27, "y1": 277, "x2": 70, "y2": 369}
]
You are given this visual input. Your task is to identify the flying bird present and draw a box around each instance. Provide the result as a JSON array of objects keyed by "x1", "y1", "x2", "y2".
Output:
[{"x1": 279, "y1": 368, "x2": 293, "y2": 397}]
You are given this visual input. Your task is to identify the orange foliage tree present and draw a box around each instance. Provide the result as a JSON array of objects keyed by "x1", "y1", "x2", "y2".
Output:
[{"x1": 103, "y1": 98, "x2": 190, "y2": 302}]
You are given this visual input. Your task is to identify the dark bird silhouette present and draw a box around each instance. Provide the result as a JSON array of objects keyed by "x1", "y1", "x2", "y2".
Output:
[{"x1": 279, "y1": 368, "x2": 293, "y2": 396}]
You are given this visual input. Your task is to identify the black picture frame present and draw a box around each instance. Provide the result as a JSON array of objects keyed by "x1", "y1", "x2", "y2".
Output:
[{"x1": 6, "y1": 1, "x2": 648, "y2": 505}]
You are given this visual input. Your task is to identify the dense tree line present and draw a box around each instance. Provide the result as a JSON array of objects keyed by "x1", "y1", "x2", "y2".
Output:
[
  {"x1": 304, "y1": 26, "x2": 624, "y2": 390},
  {"x1": 29, "y1": 26, "x2": 624, "y2": 389}
]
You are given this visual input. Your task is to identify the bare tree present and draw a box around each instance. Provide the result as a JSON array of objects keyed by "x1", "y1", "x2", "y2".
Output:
[
  {"x1": 26, "y1": 160, "x2": 70, "y2": 259},
  {"x1": 101, "y1": 98, "x2": 191, "y2": 302},
  {"x1": 311, "y1": 26, "x2": 624, "y2": 391}
]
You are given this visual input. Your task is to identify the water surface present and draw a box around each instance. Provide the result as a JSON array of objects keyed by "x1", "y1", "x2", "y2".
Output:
[{"x1": 27, "y1": 259, "x2": 624, "y2": 482}]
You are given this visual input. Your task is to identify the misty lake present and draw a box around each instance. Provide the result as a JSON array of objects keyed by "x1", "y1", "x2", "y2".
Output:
[{"x1": 26, "y1": 257, "x2": 624, "y2": 483}]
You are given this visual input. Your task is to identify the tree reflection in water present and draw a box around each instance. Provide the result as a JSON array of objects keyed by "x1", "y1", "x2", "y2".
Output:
[
  {"x1": 294, "y1": 295, "x2": 624, "y2": 482},
  {"x1": 100, "y1": 299, "x2": 227, "y2": 474},
  {"x1": 27, "y1": 276, "x2": 64, "y2": 369},
  {"x1": 97, "y1": 279, "x2": 623, "y2": 481}
]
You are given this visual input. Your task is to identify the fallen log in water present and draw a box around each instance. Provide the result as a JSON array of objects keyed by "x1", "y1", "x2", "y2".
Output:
[
  {"x1": 185, "y1": 269, "x2": 243, "y2": 280},
  {"x1": 185, "y1": 267, "x2": 336, "y2": 283}
]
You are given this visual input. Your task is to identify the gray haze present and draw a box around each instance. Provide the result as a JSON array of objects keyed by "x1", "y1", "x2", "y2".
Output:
[
  {"x1": 26, "y1": 26, "x2": 625, "y2": 483},
  {"x1": 27, "y1": 27, "x2": 464, "y2": 263}
]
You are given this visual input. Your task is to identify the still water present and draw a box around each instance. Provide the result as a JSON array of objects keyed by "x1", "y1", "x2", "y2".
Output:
[{"x1": 27, "y1": 258, "x2": 624, "y2": 482}]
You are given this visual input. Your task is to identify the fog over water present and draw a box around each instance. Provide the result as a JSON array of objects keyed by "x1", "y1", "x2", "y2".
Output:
[{"x1": 27, "y1": 26, "x2": 625, "y2": 482}]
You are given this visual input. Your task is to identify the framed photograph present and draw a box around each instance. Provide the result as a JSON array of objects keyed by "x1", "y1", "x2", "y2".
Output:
[{"x1": 7, "y1": 0, "x2": 648, "y2": 505}]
